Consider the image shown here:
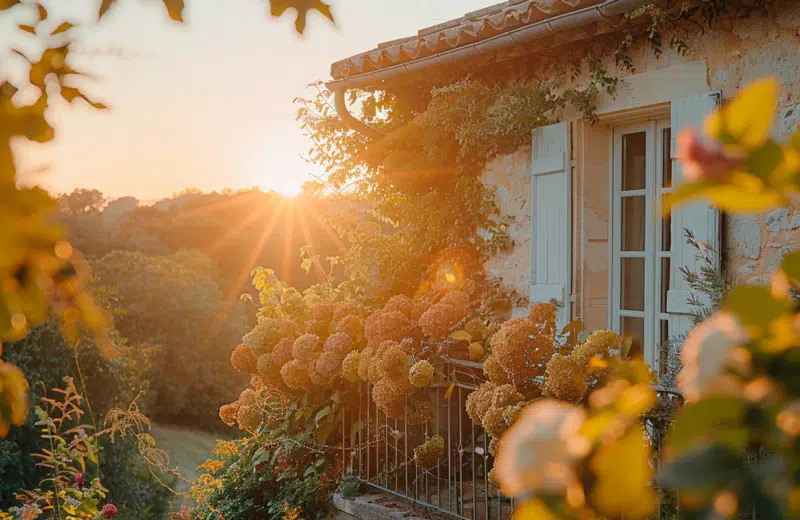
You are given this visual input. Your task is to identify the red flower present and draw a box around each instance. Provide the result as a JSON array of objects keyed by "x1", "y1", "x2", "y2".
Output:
[
  {"x1": 676, "y1": 127, "x2": 743, "y2": 183},
  {"x1": 74, "y1": 472, "x2": 85, "y2": 488},
  {"x1": 101, "y1": 504, "x2": 118, "y2": 519}
]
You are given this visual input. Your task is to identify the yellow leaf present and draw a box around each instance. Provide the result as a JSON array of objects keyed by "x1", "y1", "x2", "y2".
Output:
[
  {"x1": 51, "y1": 21, "x2": 74, "y2": 35},
  {"x1": 18, "y1": 24, "x2": 35, "y2": 34},
  {"x1": 444, "y1": 383, "x2": 455, "y2": 401},
  {"x1": 705, "y1": 77, "x2": 778, "y2": 150},
  {"x1": 590, "y1": 429, "x2": 656, "y2": 518},
  {"x1": 449, "y1": 330, "x2": 472, "y2": 342},
  {"x1": 666, "y1": 173, "x2": 784, "y2": 214},
  {"x1": 301, "y1": 258, "x2": 312, "y2": 273},
  {"x1": 512, "y1": 499, "x2": 560, "y2": 520}
]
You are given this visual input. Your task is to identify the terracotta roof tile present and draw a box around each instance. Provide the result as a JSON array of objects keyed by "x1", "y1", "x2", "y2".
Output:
[{"x1": 330, "y1": 0, "x2": 606, "y2": 80}]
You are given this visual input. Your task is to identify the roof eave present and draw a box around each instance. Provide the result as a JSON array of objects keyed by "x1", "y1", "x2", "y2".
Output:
[{"x1": 326, "y1": 0, "x2": 658, "y2": 92}]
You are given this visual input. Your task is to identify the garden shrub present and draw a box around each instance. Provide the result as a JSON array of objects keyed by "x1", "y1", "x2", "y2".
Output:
[{"x1": 0, "y1": 321, "x2": 171, "y2": 520}]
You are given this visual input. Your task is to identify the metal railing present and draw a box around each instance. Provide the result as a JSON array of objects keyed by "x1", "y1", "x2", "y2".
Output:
[
  {"x1": 340, "y1": 363, "x2": 697, "y2": 520},
  {"x1": 342, "y1": 358, "x2": 513, "y2": 520}
]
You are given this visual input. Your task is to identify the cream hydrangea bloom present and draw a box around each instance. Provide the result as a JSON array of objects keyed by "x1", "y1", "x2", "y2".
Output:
[
  {"x1": 495, "y1": 399, "x2": 589, "y2": 496},
  {"x1": 677, "y1": 311, "x2": 750, "y2": 402}
]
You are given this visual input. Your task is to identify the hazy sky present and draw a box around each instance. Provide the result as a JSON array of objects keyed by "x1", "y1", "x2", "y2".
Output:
[{"x1": 3, "y1": 0, "x2": 490, "y2": 200}]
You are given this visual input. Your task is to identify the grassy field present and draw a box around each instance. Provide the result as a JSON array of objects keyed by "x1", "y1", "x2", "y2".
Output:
[{"x1": 150, "y1": 423, "x2": 222, "y2": 511}]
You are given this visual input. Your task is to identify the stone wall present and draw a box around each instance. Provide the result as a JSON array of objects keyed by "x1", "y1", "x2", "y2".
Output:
[{"x1": 480, "y1": 0, "x2": 800, "y2": 317}]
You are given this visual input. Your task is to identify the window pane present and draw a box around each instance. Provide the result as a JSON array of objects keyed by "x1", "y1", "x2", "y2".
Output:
[
  {"x1": 622, "y1": 132, "x2": 647, "y2": 191},
  {"x1": 621, "y1": 316, "x2": 645, "y2": 359},
  {"x1": 622, "y1": 196, "x2": 646, "y2": 251},
  {"x1": 661, "y1": 208, "x2": 671, "y2": 252},
  {"x1": 621, "y1": 257, "x2": 645, "y2": 311},
  {"x1": 661, "y1": 257, "x2": 670, "y2": 314},
  {"x1": 662, "y1": 128, "x2": 672, "y2": 188}
]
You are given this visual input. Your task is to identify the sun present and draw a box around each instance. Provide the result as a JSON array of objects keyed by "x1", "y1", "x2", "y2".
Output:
[{"x1": 267, "y1": 178, "x2": 304, "y2": 198}]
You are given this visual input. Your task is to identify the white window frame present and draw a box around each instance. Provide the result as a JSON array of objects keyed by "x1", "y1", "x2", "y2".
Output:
[{"x1": 609, "y1": 119, "x2": 671, "y2": 368}]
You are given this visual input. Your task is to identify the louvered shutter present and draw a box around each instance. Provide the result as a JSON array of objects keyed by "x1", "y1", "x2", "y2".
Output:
[
  {"x1": 667, "y1": 92, "x2": 722, "y2": 339},
  {"x1": 530, "y1": 121, "x2": 571, "y2": 331}
]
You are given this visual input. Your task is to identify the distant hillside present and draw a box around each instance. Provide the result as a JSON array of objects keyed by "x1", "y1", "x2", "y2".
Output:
[{"x1": 58, "y1": 188, "x2": 368, "y2": 296}]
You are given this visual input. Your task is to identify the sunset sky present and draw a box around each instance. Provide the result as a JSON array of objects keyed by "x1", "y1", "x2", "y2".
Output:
[{"x1": 5, "y1": 0, "x2": 489, "y2": 201}]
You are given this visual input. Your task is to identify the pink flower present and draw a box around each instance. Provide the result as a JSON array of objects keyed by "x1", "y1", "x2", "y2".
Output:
[
  {"x1": 676, "y1": 127, "x2": 743, "y2": 183},
  {"x1": 101, "y1": 504, "x2": 118, "y2": 519},
  {"x1": 74, "y1": 472, "x2": 85, "y2": 488}
]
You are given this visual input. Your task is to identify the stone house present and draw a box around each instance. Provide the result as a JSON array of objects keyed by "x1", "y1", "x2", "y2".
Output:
[{"x1": 325, "y1": 0, "x2": 800, "y2": 375}]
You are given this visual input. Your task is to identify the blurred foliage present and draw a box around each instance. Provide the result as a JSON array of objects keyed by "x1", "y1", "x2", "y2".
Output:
[
  {"x1": 91, "y1": 250, "x2": 248, "y2": 430},
  {"x1": 0, "y1": 0, "x2": 336, "y2": 437}
]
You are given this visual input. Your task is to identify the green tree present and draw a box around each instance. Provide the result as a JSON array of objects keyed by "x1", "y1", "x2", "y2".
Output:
[{"x1": 91, "y1": 250, "x2": 248, "y2": 430}]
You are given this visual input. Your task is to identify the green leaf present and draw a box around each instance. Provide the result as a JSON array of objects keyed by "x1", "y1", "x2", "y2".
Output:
[
  {"x1": 315, "y1": 405, "x2": 331, "y2": 423},
  {"x1": 724, "y1": 285, "x2": 791, "y2": 332},
  {"x1": 658, "y1": 444, "x2": 742, "y2": 490},
  {"x1": 268, "y1": 0, "x2": 334, "y2": 34},
  {"x1": 666, "y1": 397, "x2": 746, "y2": 457},
  {"x1": 315, "y1": 419, "x2": 337, "y2": 444},
  {"x1": 51, "y1": 21, "x2": 74, "y2": 35}
]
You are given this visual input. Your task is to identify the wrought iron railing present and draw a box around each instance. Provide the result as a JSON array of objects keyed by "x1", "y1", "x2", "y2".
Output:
[
  {"x1": 341, "y1": 358, "x2": 514, "y2": 520},
  {"x1": 341, "y1": 363, "x2": 691, "y2": 520}
]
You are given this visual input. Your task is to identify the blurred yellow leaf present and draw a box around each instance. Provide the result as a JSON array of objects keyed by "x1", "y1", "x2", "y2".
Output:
[
  {"x1": 36, "y1": 3, "x2": 46, "y2": 20},
  {"x1": 444, "y1": 383, "x2": 455, "y2": 401},
  {"x1": 51, "y1": 21, "x2": 74, "y2": 35},
  {"x1": 301, "y1": 258, "x2": 313, "y2": 273},
  {"x1": 512, "y1": 499, "x2": 560, "y2": 520},
  {"x1": 18, "y1": 24, "x2": 35, "y2": 34},
  {"x1": 0, "y1": 0, "x2": 21, "y2": 10},
  {"x1": 98, "y1": 0, "x2": 117, "y2": 19},
  {"x1": 161, "y1": 0, "x2": 184, "y2": 22},
  {"x1": 705, "y1": 77, "x2": 778, "y2": 150},
  {"x1": 269, "y1": 0, "x2": 334, "y2": 34},
  {"x1": 665, "y1": 173, "x2": 783, "y2": 214},
  {"x1": 590, "y1": 428, "x2": 655, "y2": 518}
]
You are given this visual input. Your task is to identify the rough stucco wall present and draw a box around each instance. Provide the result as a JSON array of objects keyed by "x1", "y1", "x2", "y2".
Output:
[
  {"x1": 480, "y1": 147, "x2": 532, "y2": 316},
  {"x1": 481, "y1": 0, "x2": 800, "y2": 314}
]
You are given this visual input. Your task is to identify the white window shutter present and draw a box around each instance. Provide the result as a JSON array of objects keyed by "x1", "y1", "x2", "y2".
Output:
[
  {"x1": 668, "y1": 92, "x2": 722, "y2": 338},
  {"x1": 530, "y1": 121, "x2": 571, "y2": 331}
]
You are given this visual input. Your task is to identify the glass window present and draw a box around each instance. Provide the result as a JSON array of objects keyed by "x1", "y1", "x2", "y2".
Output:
[
  {"x1": 622, "y1": 132, "x2": 647, "y2": 191},
  {"x1": 662, "y1": 128, "x2": 672, "y2": 188},
  {"x1": 621, "y1": 258, "x2": 645, "y2": 312},
  {"x1": 622, "y1": 196, "x2": 646, "y2": 251}
]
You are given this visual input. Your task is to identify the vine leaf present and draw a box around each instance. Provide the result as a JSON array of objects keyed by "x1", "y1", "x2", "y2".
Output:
[
  {"x1": 268, "y1": 0, "x2": 334, "y2": 34},
  {"x1": 59, "y1": 86, "x2": 108, "y2": 109}
]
